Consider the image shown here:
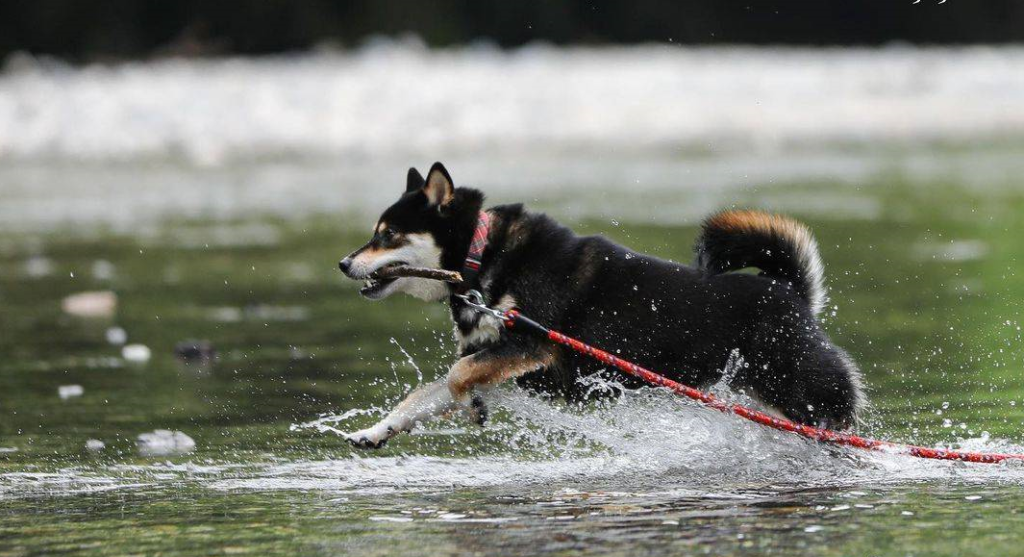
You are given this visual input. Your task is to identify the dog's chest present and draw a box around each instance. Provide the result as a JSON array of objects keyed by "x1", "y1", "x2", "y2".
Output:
[
  {"x1": 452, "y1": 293, "x2": 517, "y2": 354},
  {"x1": 455, "y1": 311, "x2": 502, "y2": 354}
]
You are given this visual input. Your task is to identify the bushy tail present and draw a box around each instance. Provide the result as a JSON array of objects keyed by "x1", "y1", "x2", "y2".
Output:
[{"x1": 695, "y1": 210, "x2": 827, "y2": 315}]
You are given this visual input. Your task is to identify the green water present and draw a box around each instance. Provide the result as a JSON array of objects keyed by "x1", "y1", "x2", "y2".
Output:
[{"x1": 2, "y1": 172, "x2": 1024, "y2": 556}]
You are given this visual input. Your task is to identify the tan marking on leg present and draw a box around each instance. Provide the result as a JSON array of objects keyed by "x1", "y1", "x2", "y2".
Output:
[{"x1": 448, "y1": 348, "x2": 557, "y2": 401}]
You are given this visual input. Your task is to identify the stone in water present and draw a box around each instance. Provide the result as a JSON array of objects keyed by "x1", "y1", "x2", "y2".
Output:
[
  {"x1": 122, "y1": 344, "x2": 151, "y2": 363},
  {"x1": 58, "y1": 384, "x2": 84, "y2": 399},
  {"x1": 137, "y1": 430, "x2": 195, "y2": 456}
]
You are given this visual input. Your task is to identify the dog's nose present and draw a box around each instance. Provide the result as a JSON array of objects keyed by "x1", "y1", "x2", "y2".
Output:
[{"x1": 338, "y1": 258, "x2": 353, "y2": 274}]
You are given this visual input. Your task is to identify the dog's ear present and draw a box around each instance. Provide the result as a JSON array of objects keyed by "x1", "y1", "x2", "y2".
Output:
[
  {"x1": 423, "y1": 162, "x2": 454, "y2": 208},
  {"x1": 406, "y1": 167, "x2": 425, "y2": 193}
]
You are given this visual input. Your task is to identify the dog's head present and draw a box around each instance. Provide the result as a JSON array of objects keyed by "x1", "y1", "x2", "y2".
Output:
[{"x1": 339, "y1": 162, "x2": 482, "y2": 301}]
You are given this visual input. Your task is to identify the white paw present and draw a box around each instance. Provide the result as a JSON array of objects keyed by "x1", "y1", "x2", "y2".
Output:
[{"x1": 345, "y1": 424, "x2": 393, "y2": 449}]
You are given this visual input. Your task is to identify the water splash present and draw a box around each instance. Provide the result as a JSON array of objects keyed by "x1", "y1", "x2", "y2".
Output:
[
  {"x1": 267, "y1": 386, "x2": 1024, "y2": 495},
  {"x1": 6, "y1": 385, "x2": 1024, "y2": 499},
  {"x1": 291, "y1": 407, "x2": 384, "y2": 436},
  {"x1": 389, "y1": 337, "x2": 424, "y2": 384}
]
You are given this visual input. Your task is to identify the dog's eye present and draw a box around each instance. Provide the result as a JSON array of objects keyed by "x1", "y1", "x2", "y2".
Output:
[{"x1": 382, "y1": 228, "x2": 397, "y2": 239}]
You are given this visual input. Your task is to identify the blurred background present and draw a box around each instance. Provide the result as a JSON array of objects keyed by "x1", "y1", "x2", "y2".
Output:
[
  {"x1": 2, "y1": 3, "x2": 1024, "y2": 554},
  {"x1": 4, "y1": 0, "x2": 1024, "y2": 58},
  {"x1": 2, "y1": 1, "x2": 1024, "y2": 227}
]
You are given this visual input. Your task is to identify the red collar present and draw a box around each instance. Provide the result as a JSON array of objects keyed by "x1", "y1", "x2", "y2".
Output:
[{"x1": 458, "y1": 211, "x2": 491, "y2": 293}]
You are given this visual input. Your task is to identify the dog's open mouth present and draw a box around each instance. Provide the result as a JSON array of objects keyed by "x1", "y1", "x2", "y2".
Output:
[{"x1": 359, "y1": 262, "x2": 407, "y2": 298}]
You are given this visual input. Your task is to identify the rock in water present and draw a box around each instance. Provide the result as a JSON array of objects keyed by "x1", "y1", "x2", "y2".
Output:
[
  {"x1": 137, "y1": 430, "x2": 196, "y2": 456},
  {"x1": 122, "y1": 344, "x2": 151, "y2": 364},
  {"x1": 62, "y1": 291, "x2": 117, "y2": 318},
  {"x1": 174, "y1": 340, "x2": 217, "y2": 363},
  {"x1": 105, "y1": 326, "x2": 127, "y2": 345},
  {"x1": 58, "y1": 384, "x2": 84, "y2": 400}
]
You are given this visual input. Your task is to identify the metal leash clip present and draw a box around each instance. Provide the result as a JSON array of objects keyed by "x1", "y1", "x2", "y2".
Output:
[{"x1": 455, "y1": 289, "x2": 507, "y2": 320}]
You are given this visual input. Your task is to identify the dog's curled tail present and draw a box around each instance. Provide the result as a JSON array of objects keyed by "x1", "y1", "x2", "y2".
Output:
[{"x1": 695, "y1": 210, "x2": 827, "y2": 315}]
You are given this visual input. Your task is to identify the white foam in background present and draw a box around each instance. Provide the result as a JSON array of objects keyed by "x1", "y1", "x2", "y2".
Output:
[{"x1": 2, "y1": 42, "x2": 1024, "y2": 162}]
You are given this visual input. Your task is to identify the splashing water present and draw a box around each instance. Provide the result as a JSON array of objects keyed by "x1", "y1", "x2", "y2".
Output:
[
  {"x1": 291, "y1": 408, "x2": 384, "y2": 437},
  {"x1": 4, "y1": 351, "x2": 1024, "y2": 505},
  {"x1": 266, "y1": 385, "x2": 1024, "y2": 497},
  {"x1": 390, "y1": 337, "x2": 424, "y2": 384}
]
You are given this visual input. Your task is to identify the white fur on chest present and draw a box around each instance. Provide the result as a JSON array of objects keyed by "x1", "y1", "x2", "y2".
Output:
[{"x1": 455, "y1": 294, "x2": 517, "y2": 352}]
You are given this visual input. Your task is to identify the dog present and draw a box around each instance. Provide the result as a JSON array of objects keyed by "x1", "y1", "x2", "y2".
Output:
[{"x1": 338, "y1": 162, "x2": 865, "y2": 448}]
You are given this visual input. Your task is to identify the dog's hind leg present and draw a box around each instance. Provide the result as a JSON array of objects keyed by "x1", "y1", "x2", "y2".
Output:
[
  {"x1": 346, "y1": 343, "x2": 557, "y2": 449},
  {"x1": 744, "y1": 327, "x2": 865, "y2": 430}
]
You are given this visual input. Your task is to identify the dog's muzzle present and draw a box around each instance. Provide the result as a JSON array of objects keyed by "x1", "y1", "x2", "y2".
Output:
[{"x1": 338, "y1": 257, "x2": 354, "y2": 276}]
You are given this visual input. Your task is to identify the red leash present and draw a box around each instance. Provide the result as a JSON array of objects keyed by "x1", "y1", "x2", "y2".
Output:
[
  {"x1": 452, "y1": 211, "x2": 1020, "y2": 464},
  {"x1": 458, "y1": 291, "x2": 1022, "y2": 464}
]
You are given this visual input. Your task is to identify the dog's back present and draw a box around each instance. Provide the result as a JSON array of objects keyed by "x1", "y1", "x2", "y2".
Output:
[{"x1": 499, "y1": 207, "x2": 864, "y2": 428}]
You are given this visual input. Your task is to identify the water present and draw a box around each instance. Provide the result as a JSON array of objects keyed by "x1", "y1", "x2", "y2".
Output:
[{"x1": 3, "y1": 45, "x2": 1024, "y2": 555}]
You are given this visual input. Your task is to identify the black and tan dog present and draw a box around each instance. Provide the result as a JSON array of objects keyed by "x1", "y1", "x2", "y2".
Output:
[{"x1": 338, "y1": 163, "x2": 864, "y2": 448}]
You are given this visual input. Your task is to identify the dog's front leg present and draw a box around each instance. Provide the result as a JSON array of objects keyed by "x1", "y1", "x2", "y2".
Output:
[
  {"x1": 345, "y1": 378, "x2": 458, "y2": 449},
  {"x1": 446, "y1": 344, "x2": 557, "y2": 421},
  {"x1": 346, "y1": 343, "x2": 556, "y2": 449}
]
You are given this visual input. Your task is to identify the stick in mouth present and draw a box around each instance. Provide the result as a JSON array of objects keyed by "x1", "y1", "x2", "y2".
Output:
[{"x1": 370, "y1": 265, "x2": 463, "y2": 283}]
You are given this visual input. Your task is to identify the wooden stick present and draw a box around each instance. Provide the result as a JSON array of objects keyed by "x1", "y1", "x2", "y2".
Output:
[{"x1": 371, "y1": 266, "x2": 463, "y2": 283}]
